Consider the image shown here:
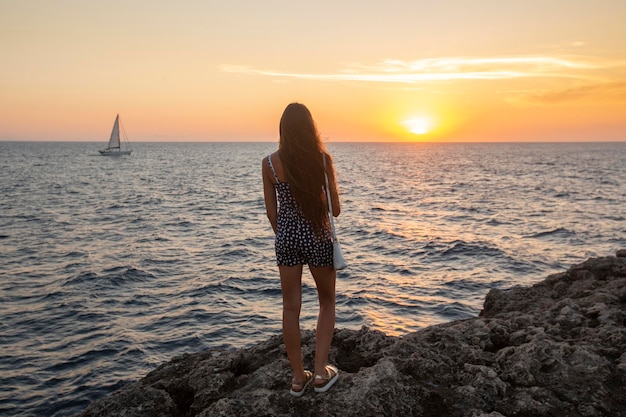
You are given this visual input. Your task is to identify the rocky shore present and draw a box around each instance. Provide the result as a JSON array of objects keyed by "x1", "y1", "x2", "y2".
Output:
[{"x1": 77, "y1": 252, "x2": 626, "y2": 417}]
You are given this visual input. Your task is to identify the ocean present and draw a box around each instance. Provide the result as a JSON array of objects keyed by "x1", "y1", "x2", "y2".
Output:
[{"x1": 1, "y1": 141, "x2": 624, "y2": 416}]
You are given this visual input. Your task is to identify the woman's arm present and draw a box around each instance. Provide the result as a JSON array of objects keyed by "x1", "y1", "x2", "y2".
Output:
[
  {"x1": 262, "y1": 157, "x2": 278, "y2": 233},
  {"x1": 325, "y1": 153, "x2": 341, "y2": 217}
]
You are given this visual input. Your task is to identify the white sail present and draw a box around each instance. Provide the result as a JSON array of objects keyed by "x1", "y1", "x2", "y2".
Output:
[{"x1": 108, "y1": 114, "x2": 121, "y2": 149}]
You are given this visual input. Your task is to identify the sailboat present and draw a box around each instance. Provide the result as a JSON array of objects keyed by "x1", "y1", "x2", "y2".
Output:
[{"x1": 99, "y1": 114, "x2": 132, "y2": 156}]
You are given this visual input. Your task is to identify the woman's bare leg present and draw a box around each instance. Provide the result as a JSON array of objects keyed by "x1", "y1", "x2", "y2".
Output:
[
  {"x1": 279, "y1": 264, "x2": 307, "y2": 382},
  {"x1": 309, "y1": 264, "x2": 336, "y2": 377}
]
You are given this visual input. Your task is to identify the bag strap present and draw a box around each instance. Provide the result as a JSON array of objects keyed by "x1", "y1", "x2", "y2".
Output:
[{"x1": 323, "y1": 154, "x2": 338, "y2": 242}]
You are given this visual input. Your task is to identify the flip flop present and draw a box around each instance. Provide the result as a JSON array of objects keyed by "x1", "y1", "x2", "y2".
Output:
[
  {"x1": 314, "y1": 365, "x2": 339, "y2": 393},
  {"x1": 290, "y1": 370, "x2": 313, "y2": 397}
]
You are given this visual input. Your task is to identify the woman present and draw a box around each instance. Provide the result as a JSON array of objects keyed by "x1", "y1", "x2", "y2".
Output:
[{"x1": 262, "y1": 103, "x2": 341, "y2": 396}]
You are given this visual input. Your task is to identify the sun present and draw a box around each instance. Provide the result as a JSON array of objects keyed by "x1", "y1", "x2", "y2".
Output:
[{"x1": 404, "y1": 117, "x2": 433, "y2": 135}]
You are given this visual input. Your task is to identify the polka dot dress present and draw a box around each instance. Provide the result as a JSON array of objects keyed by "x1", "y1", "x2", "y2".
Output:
[{"x1": 267, "y1": 155, "x2": 333, "y2": 267}]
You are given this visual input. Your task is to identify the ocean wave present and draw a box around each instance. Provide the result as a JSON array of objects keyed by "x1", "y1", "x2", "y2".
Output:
[
  {"x1": 441, "y1": 240, "x2": 504, "y2": 258},
  {"x1": 433, "y1": 301, "x2": 477, "y2": 320},
  {"x1": 525, "y1": 227, "x2": 576, "y2": 239}
]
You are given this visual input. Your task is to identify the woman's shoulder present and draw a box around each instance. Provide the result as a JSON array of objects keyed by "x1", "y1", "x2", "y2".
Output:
[
  {"x1": 262, "y1": 151, "x2": 278, "y2": 165},
  {"x1": 266, "y1": 150, "x2": 281, "y2": 160},
  {"x1": 263, "y1": 151, "x2": 285, "y2": 182}
]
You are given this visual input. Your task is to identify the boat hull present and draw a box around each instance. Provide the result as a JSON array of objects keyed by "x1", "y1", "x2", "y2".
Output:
[{"x1": 99, "y1": 149, "x2": 132, "y2": 156}]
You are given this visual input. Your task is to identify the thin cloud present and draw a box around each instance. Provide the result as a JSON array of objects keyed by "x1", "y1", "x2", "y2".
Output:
[
  {"x1": 221, "y1": 56, "x2": 606, "y2": 84},
  {"x1": 510, "y1": 81, "x2": 626, "y2": 105}
]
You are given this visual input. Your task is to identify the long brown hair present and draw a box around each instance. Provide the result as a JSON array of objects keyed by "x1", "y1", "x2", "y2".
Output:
[{"x1": 279, "y1": 103, "x2": 329, "y2": 232}]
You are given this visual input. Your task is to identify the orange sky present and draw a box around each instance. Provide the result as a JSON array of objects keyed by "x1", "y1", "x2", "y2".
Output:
[{"x1": 1, "y1": 1, "x2": 625, "y2": 142}]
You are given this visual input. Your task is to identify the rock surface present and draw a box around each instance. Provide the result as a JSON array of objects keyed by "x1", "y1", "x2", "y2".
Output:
[{"x1": 77, "y1": 253, "x2": 626, "y2": 417}]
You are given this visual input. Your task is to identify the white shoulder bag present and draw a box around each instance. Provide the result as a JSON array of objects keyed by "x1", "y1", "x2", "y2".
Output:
[{"x1": 323, "y1": 155, "x2": 347, "y2": 270}]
